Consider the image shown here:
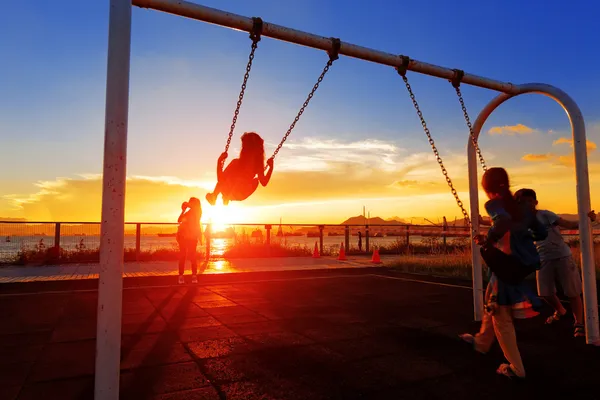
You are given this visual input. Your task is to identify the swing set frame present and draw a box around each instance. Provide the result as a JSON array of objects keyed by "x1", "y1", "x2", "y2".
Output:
[{"x1": 97, "y1": 0, "x2": 599, "y2": 397}]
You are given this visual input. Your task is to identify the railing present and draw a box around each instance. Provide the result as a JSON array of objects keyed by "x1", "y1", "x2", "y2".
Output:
[{"x1": 1, "y1": 220, "x2": 598, "y2": 265}]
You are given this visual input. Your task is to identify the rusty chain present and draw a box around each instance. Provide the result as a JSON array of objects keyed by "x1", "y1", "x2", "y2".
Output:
[
  {"x1": 397, "y1": 57, "x2": 472, "y2": 228},
  {"x1": 451, "y1": 70, "x2": 487, "y2": 172},
  {"x1": 223, "y1": 18, "x2": 263, "y2": 157},
  {"x1": 268, "y1": 38, "x2": 341, "y2": 164}
]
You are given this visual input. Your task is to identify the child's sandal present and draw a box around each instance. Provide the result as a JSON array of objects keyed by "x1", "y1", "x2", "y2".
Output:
[
  {"x1": 545, "y1": 311, "x2": 563, "y2": 325},
  {"x1": 574, "y1": 324, "x2": 585, "y2": 338},
  {"x1": 496, "y1": 363, "x2": 524, "y2": 379}
]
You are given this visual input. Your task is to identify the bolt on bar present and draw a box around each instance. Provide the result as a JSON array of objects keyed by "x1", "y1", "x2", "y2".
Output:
[{"x1": 133, "y1": 0, "x2": 518, "y2": 94}]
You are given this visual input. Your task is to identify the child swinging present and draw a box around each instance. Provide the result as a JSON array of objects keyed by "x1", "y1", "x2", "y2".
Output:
[{"x1": 206, "y1": 132, "x2": 274, "y2": 206}]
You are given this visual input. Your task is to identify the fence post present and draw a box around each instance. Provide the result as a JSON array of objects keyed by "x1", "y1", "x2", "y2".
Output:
[
  {"x1": 442, "y1": 227, "x2": 447, "y2": 253},
  {"x1": 365, "y1": 224, "x2": 370, "y2": 253},
  {"x1": 318, "y1": 225, "x2": 324, "y2": 256},
  {"x1": 265, "y1": 225, "x2": 271, "y2": 245},
  {"x1": 406, "y1": 225, "x2": 410, "y2": 254},
  {"x1": 53, "y1": 222, "x2": 61, "y2": 260},
  {"x1": 205, "y1": 224, "x2": 211, "y2": 260},
  {"x1": 344, "y1": 225, "x2": 350, "y2": 253},
  {"x1": 135, "y1": 223, "x2": 141, "y2": 261}
]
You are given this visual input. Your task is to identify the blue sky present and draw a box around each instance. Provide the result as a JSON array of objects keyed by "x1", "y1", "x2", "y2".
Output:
[{"x1": 1, "y1": 0, "x2": 599, "y2": 223}]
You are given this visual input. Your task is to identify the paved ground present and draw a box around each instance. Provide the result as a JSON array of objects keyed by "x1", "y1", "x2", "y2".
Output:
[
  {"x1": 0, "y1": 256, "x2": 398, "y2": 283},
  {"x1": 1, "y1": 268, "x2": 599, "y2": 400}
]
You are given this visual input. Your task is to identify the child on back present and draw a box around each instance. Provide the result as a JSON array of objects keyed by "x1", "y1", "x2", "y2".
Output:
[
  {"x1": 460, "y1": 167, "x2": 547, "y2": 379},
  {"x1": 515, "y1": 188, "x2": 596, "y2": 338},
  {"x1": 206, "y1": 132, "x2": 274, "y2": 206}
]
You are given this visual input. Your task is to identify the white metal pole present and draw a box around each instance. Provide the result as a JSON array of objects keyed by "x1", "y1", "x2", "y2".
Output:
[
  {"x1": 469, "y1": 84, "x2": 599, "y2": 345},
  {"x1": 96, "y1": 0, "x2": 132, "y2": 398},
  {"x1": 132, "y1": 0, "x2": 518, "y2": 94},
  {"x1": 467, "y1": 142, "x2": 483, "y2": 321}
]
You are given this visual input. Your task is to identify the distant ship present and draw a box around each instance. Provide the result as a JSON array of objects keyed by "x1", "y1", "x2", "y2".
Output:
[{"x1": 5, "y1": 236, "x2": 10, "y2": 243}]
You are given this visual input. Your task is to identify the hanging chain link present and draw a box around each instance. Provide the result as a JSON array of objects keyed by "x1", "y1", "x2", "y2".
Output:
[
  {"x1": 452, "y1": 77, "x2": 487, "y2": 172},
  {"x1": 399, "y1": 70, "x2": 472, "y2": 228},
  {"x1": 268, "y1": 38, "x2": 341, "y2": 163},
  {"x1": 270, "y1": 59, "x2": 334, "y2": 160},
  {"x1": 224, "y1": 18, "x2": 263, "y2": 157}
]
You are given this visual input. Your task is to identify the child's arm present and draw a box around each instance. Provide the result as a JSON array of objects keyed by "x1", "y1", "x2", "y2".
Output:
[
  {"x1": 217, "y1": 152, "x2": 228, "y2": 181},
  {"x1": 258, "y1": 158, "x2": 274, "y2": 187},
  {"x1": 483, "y1": 200, "x2": 511, "y2": 246},
  {"x1": 556, "y1": 210, "x2": 596, "y2": 229},
  {"x1": 177, "y1": 202, "x2": 188, "y2": 223}
]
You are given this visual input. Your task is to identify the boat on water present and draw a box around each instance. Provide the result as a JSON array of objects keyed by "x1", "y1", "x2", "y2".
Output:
[
  {"x1": 5, "y1": 236, "x2": 10, "y2": 243},
  {"x1": 157, "y1": 233, "x2": 177, "y2": 238}
]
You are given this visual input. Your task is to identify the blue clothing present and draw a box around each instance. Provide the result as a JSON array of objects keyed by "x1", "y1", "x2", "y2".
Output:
[
  {"x1": 484, "y1": 199, "x2": 547, "y2": 267},
  {"x1": 483, "y1": 198, "x2": 547, "y2": 310}
]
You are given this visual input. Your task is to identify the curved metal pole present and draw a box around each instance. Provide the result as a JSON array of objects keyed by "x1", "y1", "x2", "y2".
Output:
[{"x1": 467, "y1": 83, "x2": 599, "y2": 345}]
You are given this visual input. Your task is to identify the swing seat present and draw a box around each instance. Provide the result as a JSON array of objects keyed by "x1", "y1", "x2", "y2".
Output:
[{"x1": 222, "y1": 177, "x2": 260, "y2": 204}]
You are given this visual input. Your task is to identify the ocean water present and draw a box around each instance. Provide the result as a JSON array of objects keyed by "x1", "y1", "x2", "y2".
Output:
[{"x1": 0, "y1": 232, "x2": 463, "y2": 262}]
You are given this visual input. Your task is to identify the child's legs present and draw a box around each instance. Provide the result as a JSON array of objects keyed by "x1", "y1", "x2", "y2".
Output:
[
  {"x1": 178, "y1": 239, "x2": 187, "y2": 275},
  {"x1": 474, "y1": 309, "x2": 496, "y2": 353},
  {"x1": 474, "y1": 284, "x2": 496, "y2": 352},
  {"x1": 537, "y1": 261, "x2": 566, "y2": 314},
  {"x1": 186, "y1": 239, "x2": 198, "y2": 275},
  {"x1": 210, "y1": 160, "x2": 241, "y2": 196},
  {"x1": 556, "y1": 257, "x2": 584, "y2": 324},
  {"x1": 493, "y1": 305, "x2": 526, "y2": 377}
]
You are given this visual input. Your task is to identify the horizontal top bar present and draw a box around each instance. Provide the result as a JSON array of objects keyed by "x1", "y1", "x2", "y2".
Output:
[{"x1": 133, "y1": 0, "x2": 519, "y2": 94}]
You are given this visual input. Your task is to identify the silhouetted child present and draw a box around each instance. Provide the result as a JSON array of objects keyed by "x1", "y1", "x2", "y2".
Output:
[
  {"x1": 460, "y1": 167, "x2": 547, "y2": 379},
  {"x1": 515, "y1": 188, "x2": 596, "y2": 338},
  {"x1": 177, "y1": 197, "x2": 202, "y2": 284},
  {"x1": 206, "y1": 132, "x2": 274, "y2": 206}
]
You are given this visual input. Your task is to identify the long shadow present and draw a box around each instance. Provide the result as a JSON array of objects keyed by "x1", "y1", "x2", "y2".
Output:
[{"x1": 121, "y1": 261, "x2": 231, "y2": 398}]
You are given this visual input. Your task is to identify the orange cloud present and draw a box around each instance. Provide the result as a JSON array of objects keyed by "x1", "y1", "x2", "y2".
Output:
[
  {"x1": 521, "y1": 153, "x2": 555, "y2": 162},
  {"x1": 552, "y1": 137, "x2": 597, "y2": 151},
  {"x1": 488, "y1": 124, "x2": 535, "y2": 135}
]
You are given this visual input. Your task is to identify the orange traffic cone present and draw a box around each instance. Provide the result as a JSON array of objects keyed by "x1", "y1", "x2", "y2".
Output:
[
  {"x1": 338, "y1": 242, "x2": 347, "y2": 261},
  {"x1": 312, "y1": 241, "x2": 320, "y2": 258},
  {"x1": 371, "y1": 247, "x2": 381, "y2": 264}
]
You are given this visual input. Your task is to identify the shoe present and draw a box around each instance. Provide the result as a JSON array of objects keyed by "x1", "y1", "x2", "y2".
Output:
[
  {"x1": 458, "y1": 333, "x2": 487, "y2": 354},
  {"x1": 496, "y1": 363, "x2": 524, "y2": 379},
  {"x1": 191, "y1": 275, "x2": 198, "y2": 284},
  {"x1": 574, "y1": 323, "x2": 585, "y2": 338},
  {"x1": 178, "y1": 275, "x2": 184, "y2": 284},
  {"x1": 205, "y1": 193, "x2": 217, "y2": 206}
]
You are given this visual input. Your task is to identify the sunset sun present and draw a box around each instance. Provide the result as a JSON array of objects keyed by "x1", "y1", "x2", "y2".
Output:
[{"x1": 203, "y1": 201, "x2": 245, "y2": 232}]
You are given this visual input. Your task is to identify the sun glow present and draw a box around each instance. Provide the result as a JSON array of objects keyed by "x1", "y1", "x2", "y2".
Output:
[{"x1": 202, "y1": 201, "x2": 246, "y2": 232}]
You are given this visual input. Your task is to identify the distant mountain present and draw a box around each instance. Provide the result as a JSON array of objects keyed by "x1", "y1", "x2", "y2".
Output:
[
  {"x1": 385, "y1": 216, "x2": 408, "y2": 223},
  {"x1": 0, "y1": 217, "x2": 27, "y2": 221},
  {"x1": 558, "y1": 214, "x2": 578, "y2": 221},
  {"x1": 340, "y1": 216, "x2": 403, "y2": 226}
]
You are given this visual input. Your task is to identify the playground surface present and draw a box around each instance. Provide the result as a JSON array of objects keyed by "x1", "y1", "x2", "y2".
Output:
[
  {"x1": 0, "y1": 255, "x2": 401, "y2": 284},
  {"x1": 1, "y1": 267, "x2": 599, "y2": 400}
]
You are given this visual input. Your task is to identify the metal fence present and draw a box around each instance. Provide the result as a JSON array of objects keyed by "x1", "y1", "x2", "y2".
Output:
[{"x1": 1, "y1": 220, "x2": 598, "y2": 265}]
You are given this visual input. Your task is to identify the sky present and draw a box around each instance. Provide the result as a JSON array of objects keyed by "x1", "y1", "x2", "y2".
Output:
[{"x1": 1, "y1": 0, "x2": 599, "y2": 226}]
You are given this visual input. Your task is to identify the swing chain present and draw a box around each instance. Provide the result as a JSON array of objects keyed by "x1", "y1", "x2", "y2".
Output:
[
  {"x1": 270, "y1": 38, "x2": 341, "y2": 161},
  {"x1": 224, "y1": 17, "x2": 264, "y2": 156},
  {"x1": 451, "y1": 70, "x2": 487, "y2": 172},
  {"x1": 397, "y1": 56, "x2": 471, "y2": 227}
]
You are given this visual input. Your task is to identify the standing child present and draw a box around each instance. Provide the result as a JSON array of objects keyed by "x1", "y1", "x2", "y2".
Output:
[
  {"x1": 515, "y1": 188, "x2": 596, "y2": 338},
  {"x1": 460, "y1": 167, "x2": 547, "y2": 379},
  {"x1": 206, "y1": 132, "x2": 274, "y2": 206},
  {"x1": 177, "y1": 197, "x2": 202, "y2": 284}
]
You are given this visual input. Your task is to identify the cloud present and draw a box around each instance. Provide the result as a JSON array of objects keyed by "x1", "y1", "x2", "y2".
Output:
[
  {"x1": 521, "y1": 153, "x2": 555, "y2": 162},
  {"x1": 2, "y1": 175, "x2": 211, "y2": 222},
  {"x1": 552, "y1": 137, "x2": 597, "y2": 151},
  {"x1": 488, "y1": 124, "x2": 535, "y2": 136},
  {"x1": 1, "y1": 137, "x2": 473, "y2": 221}
]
